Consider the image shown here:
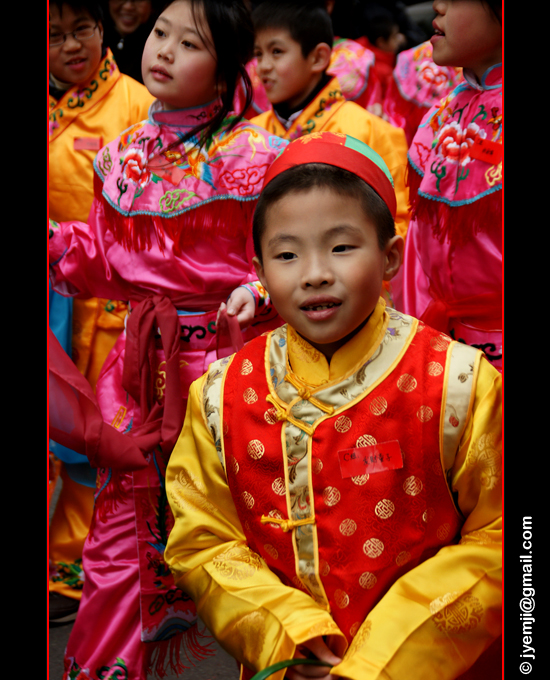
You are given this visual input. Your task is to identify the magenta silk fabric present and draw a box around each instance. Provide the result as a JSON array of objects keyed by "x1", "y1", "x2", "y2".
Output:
[
  {"x1": 394, "y1": 64, "x2": 502, "y2": 371},
  {"x1": 50, "y1": 101, "x2": 286, "y2": 679}
]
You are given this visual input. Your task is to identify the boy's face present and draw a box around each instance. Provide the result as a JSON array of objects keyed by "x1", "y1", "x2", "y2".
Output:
[
  {"x1": 49, "y1": 5, "x2": 104, "y2": 85},
  {"x1": 253, "y1": 187, "x2": 403, "y2": 361},
  {"x1": 253, "y1": 28, "x2": 323, "y2": 109}
]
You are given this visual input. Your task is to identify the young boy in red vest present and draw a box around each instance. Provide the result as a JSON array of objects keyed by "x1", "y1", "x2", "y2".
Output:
[{"x1": 165, "y1": 133, "x2": 502, "y2": 680}]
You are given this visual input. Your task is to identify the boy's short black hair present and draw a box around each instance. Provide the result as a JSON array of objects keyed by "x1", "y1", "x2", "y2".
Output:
[
  {"x1": 252, "y1": 0, "x2": 333, "y2": 58},
  {"x1": 49, "y1": 0, "x2": 104, "y2": 24},
  {"x1": 253, "y1": 163, "x2": 396, "y2": 264}
]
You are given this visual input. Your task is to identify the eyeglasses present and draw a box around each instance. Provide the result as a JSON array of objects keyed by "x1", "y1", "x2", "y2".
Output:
[{"x1": 49, "y1": 23, "x2": 99, "y2": 47}]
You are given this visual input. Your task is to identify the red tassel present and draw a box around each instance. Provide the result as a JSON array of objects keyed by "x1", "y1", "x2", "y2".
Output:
[
  {"x1": 144, "y1": 624, "x2": 217, "y2": 679},
  {"x1": 90, "y1": 469, "x2": 129, "y2": 528}
]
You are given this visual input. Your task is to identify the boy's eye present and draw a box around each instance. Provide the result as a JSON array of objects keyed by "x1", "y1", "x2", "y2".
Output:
[
  {"x1": 333, "y1": 244, "x2": 355, "y2": 253},
  {"x1": 277, "y1": 252, "x2": 296, "y2": 261}
]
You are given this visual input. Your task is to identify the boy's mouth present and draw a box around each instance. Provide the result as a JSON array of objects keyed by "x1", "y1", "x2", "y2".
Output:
[{"x1": 300, "y1": 297, "x2": 342, "y2": 313}]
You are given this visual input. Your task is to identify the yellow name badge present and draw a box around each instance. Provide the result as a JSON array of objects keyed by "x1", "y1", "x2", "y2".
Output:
[{"x1": 74, "y1": 137, "x2": 103, "y2": 151}]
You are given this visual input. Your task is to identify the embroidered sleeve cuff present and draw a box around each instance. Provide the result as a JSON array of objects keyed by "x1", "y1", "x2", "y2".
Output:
[{"x1": 240, "y1": 281, "x2": 277, "y2": 320}]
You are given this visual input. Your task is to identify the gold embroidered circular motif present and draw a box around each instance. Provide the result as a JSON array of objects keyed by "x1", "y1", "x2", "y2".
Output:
[
  {"x1": 466, "y1": 432, "x2": 501, "y2": 490},
  {"x1": 356, "y1": 434, "x2": 377, "y2": 447},
  {"x1": 229, "y1": 456, "x2": 239, "y2": 475},
  {"x1": 431, "y1": 593, "x2": 484, "y2": 634},
  {"x1": 351, "y1": 474, "x2": 369, "y2": 485},
  {"x1": 363, "y1": 538, "x2": 384, "y2": 558},
  {"x1": 243, "y1": 387, "x2": 258, "y2": 404},
  {"x1": 334, "y1": 415, "x2": 352, "y2": 433},
  {"x1": 264, "y1": 407, "x2": 278, "y2": 425},
  {"x1": 339, "y1": 518, "x2": 357, "y2": 536},
  {"x1": 426, "y1": 361, "x2": 443, "y2": 376},
  {"x1": 397, "y1": 373, "x2": 418, "y2": 392},
  {"x1": 395, "y1": 551, "x2": 411, "y2": 566},
  {"x1": 359, "y1": 572, "x2": 377, "y2": 589},
  {"x1": 334, "y1": 589, "x2": 350, "y2": 609},
  {"x1": 272, "y1": 478, "x2": 287, "y2": 496},
  {"x1": 430, "y1": 335, "x2": 451, "y2": 352},
  {"x1": 212, "y1": 545, "x2": 263, "y2": 580},
  {"x1": 403, "y1": 476, "x2": 423, "y2": 496},
  {"x1": 242, "y1": 491, "x2": 255, "y2": 509},
  {"x1": 437, "y1": 523, "x2": 451, "y2": 541},
  {"x1": 369, "y1": 396, "x2": 388, "y2": 415},
  {"x1": 323, "y1": 486, "x2": 341, "y2": 506},
  {"x1": 375, "y1": 499, "x2": 395, "y2": 519},
  {"x1": 263, "y1": 544, "x2": 279, "y2": 560},
  {"x1": 240, "y1": 358, "x2": 253, "y2": 375},
  {"x1": 417, "y1": 405, "x2": 433, "y2": 422},
  {"x1": 247, "y1": 439, "x2": 265, "y2": 460}
]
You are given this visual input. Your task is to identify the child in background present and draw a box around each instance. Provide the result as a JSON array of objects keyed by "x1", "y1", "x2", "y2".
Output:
[
  {"x1": 393, "y1": 0, "x2": 503, "y2": 373},
  {"x1": 354, "y1": 2, "x2": 407, "y2": 102},
  {"x1": 49, "y1": 0, "x2": 286, "y2": 677},
  {"x1": 164, "y1": 132, "x2": 502, "y2": 680},
  {"x1": 237, "y1": 0, "x2": 383, "y2": 120},
  {"x1": 249, "y1": 0, "x2": 410, "y2": 244},
  {"x1": 383, "y1": 39, "x2": 463, "y2": 147},
  {"x1": 101, "y1": 0, "x2": 161, "y2": 83},
  {"x1": 48, "y1": 0, "x2": 154, "y2": 624}
]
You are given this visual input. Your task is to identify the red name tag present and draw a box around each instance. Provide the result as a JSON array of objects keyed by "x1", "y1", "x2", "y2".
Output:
[
  {"x1": 469, "y1": 137, "x2": 502, "y2": 165},
  {"x1": 338, "y1": 440, "x2": 403, "y2": 479},
  {"x1": 73, "y1": 137, "x2": 102, "y2": 151},
  {"x1": 147, "y1": 155, "x2": 187, "y2": 185}
]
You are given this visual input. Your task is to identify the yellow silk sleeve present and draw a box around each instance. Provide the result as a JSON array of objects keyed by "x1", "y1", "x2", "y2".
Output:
[
  {"x1": 165, "y1": 375, "x2": 346, "y2": 679},
  {"x1": 330, "y1": 356, "x2": 502, "y2": 679}
]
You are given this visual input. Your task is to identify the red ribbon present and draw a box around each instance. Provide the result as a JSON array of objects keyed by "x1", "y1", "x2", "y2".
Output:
[{"x1": 122, "y1": 295, "x2": 185, "y2": 460}]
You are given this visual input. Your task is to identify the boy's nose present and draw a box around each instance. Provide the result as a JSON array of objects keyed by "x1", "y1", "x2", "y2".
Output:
[
  {"x1": 302, "y1": 257, "x2": 335, "y2": 288},
  {"x1": 63, "y1": 33, "x2": 84, "y2": 50}
]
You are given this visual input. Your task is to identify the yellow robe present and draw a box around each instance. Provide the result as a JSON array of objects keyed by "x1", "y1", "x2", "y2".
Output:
[
  {"x1": 49, "y1": 48, "x2": 154, "y2": 387},
  {"x1": 48, "y1": 50, "x2": 154, "y2": 601},
  {"x1": 251, "y1": 77, "x2": 410, "y2": 243},
  {"x1": 165, "y1": 300, "x2": 502, "y2": 679}
]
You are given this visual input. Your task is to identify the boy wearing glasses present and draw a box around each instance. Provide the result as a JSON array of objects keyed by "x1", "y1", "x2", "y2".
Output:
[{"x1": 48, "y1": 0, "x2": 153, "y2": 624}]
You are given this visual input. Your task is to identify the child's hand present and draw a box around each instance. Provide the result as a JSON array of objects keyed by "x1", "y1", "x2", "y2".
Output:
[
  {"x1": 286, "y1": 636, "x2": 344, "y2": 680},
  {"x1": 223, "y1": 287, "x2": 255, "y2": 328}
]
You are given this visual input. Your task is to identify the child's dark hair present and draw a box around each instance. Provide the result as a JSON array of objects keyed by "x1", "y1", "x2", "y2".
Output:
[
  {"x1": 49, "y1": 0, "x2": 104, "y2": 23},
  {"x1": 252, "y1": 0, "x2": 333, "y2": 58},
  {"x1": 253, "y1": 163, "x2": 395, "y2": 264},
  {"x1": 163, "y1": 0, "x2": 255, "y2": 144}
]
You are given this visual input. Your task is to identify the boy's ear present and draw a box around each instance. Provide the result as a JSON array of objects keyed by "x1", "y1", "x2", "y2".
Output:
[
  {"x1": 309, "y1": 42, "x2": 332, "y2": 74},
  {"x1": 252, "y1": 256, "x2": 268, "y2": 292},
  {"x1": 383, "y1": 234, "x2": 404, "y2": 281}
]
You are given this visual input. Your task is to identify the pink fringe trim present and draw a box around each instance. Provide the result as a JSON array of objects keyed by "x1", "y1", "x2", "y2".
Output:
[
  {"x1": 95, "y1": 178, "x2": 258, "y2": 254},
  {"x1": 407, "y1": 163, "x2": 502, "y2": 248}
]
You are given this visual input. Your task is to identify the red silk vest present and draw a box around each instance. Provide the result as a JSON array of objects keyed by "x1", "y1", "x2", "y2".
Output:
[{"x1": 222, "y1": 324, "x2": 464, "y2": 644}]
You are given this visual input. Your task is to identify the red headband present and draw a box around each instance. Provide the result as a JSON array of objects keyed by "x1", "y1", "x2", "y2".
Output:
[{"x1": 262, "y1": 132, "x2": 397, "y2": 218}]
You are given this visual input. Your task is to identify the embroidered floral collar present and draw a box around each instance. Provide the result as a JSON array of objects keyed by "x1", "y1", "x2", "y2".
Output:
[
  {"x1": 148, "y1": 97, "x2": 222, "y2": 129},
  {"x1": 49, "y1": 48, "x2": 120, "y2": 141},
  {"x1": 461, "y1": 63, "x2": 502, "y2": 92}
]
